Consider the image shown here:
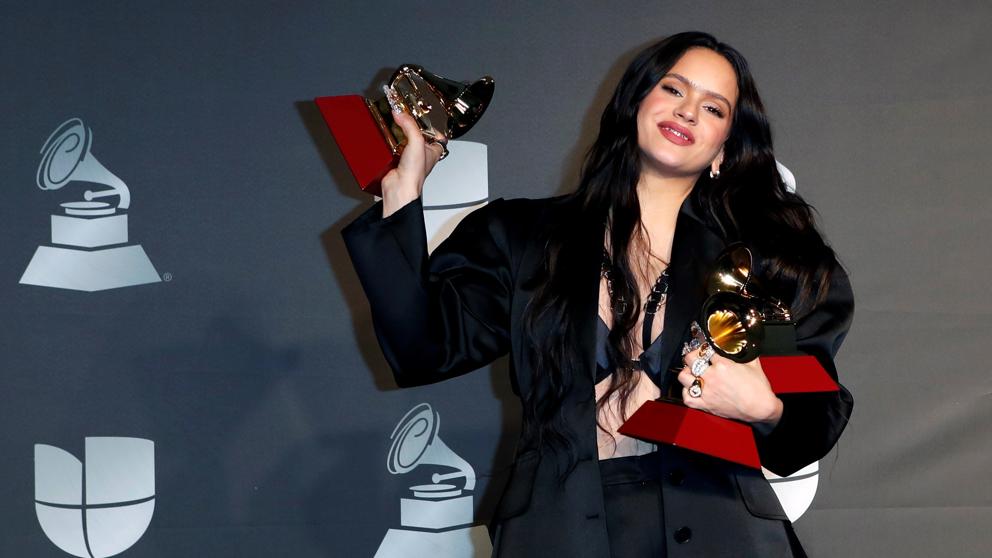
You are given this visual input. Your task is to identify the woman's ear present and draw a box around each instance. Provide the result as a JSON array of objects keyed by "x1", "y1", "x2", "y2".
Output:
[{"x1": 711, "y1": 148, "x2": 725, "y2": 175}]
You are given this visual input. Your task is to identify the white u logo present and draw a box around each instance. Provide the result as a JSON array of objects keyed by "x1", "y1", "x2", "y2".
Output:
[{"x1": 34, "y1": 437, "x2": 156, "y2": 558}]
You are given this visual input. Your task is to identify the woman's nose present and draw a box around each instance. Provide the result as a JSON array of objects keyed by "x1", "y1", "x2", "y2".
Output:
[{"x1": 674, "y1": 102, "x2": 696, "y2": 124}]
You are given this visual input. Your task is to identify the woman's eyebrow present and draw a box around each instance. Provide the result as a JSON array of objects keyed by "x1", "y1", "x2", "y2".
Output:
[{"x1": 665, "y1": 73, "x2": 732, "y2": 108}]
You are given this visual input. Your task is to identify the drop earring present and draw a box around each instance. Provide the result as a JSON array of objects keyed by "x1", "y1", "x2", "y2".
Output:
[{"x1": 710, "y1": 151, "x2": 723, "y2": 179}]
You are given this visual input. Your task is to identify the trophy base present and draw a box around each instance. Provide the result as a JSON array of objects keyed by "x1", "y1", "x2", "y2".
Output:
[
  {"x1": 315, "y1": 94, "x2": 398, "y2": 195},
  {"x1": 20, "y1": 245, "x2": 161, "y2": 292},
  {"x1": 374, "y1": 524, "x2": 491, "y2": 558},
  {"x1": 760, "y1": 355, "x2": 838, "y2": 393},
  {"x1": 618, "y1": 400, "x2": 761, "y2": 469},
  {"x1": 760, "y1": 322, "x2": 799, "y2": 354}
]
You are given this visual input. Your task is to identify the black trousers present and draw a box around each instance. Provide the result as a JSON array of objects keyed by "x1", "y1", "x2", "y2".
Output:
[{"x1": 600, "y1": 451, "x2": 666, "y2": 558}]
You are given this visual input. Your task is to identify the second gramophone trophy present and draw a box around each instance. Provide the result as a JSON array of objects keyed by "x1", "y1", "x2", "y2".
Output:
[
  {"x1": 619, "y1": 244, "x2": 840, "y2": 469},
  {"x1": 315, "y1": 65, "x2": 494, "y2": 195}
]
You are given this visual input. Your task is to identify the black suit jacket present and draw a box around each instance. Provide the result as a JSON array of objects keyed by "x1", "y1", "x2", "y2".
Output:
[{"x1": 342, "y1": 194, "x2": 854, "y2": 557}]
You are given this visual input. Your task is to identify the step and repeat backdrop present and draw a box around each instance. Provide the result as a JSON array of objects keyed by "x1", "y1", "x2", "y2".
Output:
[{"x1": 2, "y1": 2, "x2": 989, "y2": 557}]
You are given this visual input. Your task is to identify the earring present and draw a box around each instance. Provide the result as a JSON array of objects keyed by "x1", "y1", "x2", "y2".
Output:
[{"x1": 709, "y1": 168, "x2": 720, "y2": 179}]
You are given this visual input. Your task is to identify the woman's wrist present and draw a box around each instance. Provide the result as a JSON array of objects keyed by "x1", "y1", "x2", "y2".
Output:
[
  {"x1": 382, "y1": 187, "x2": 421, "y2": 218},
  {"x1": 754, "y1": 395, "x2": 784, "y2": 426}
]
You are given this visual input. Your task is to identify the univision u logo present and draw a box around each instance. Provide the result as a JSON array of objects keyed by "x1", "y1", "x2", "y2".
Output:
[{"x1": 35, "y1": 437, "x2": 155, "y2": 558}]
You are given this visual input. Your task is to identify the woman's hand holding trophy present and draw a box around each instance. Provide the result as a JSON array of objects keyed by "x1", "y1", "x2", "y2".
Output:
[
  {"x1": 314, "y1": 64, "x2": 494, "y2": 215},
  {"x1": 380, "y1": 109, "x2": 446, "y2": 218}
]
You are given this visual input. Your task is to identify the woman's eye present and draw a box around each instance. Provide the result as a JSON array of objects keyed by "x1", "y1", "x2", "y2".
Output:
[
  {"x1": 662, "y1": 85, "x2": 682, "y2": 96},
  {"x1": 705, "y1": 106, "x2": 725, "y2": 118}
]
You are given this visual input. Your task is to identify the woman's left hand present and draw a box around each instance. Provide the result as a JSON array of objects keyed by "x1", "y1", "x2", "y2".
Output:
[{"x1": 677, "y1": 348, "x2": 783, "y2": 426}]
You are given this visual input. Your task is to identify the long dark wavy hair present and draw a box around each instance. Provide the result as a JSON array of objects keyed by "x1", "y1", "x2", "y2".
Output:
[{"x1": 521, "y1": 31, "x2": 839, "y2": 465}]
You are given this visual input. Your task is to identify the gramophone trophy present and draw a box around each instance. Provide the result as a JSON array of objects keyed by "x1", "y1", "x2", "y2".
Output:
[
  {"x1": 20, "y1": 118, "x2": 160, "y2": 292},
  {"x1": 315, "y1": 64, "x2": 494, "y2": 196},
  {"x1": 374, "y1": 403, "x2": 491, "y2": 558},
  {"x1": 695, "y1": 244, "x2": 839, "y2": 391},
  {"x1": 697, "y1": 243, "x2": 796, "y2": 362},
  {"x1": 619, "y1": 244, "x2": 838, "y2": 469}
]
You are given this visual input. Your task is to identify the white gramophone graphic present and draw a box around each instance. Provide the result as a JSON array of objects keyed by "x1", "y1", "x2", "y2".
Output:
[
  {"x1": 20, "y1": 117, "x2": 161, "y2": 292},
  {"x1": 375, "y1": 403, "x2": 492, "y2": 558}
]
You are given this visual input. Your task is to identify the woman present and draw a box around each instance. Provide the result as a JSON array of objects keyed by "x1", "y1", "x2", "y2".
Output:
[{"x1": 343, "y1": 31, "x2": 853, "y2": 557}]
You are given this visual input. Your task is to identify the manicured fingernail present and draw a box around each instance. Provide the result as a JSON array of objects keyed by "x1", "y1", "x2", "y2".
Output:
[{"x1": 383, "y1": 85, "x2": 403, "y2": 114}]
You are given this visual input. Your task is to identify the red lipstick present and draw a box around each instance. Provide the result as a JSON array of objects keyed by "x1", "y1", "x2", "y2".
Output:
[{"x1": 658, "y1": 121, "x2": 694, "y2": 145}]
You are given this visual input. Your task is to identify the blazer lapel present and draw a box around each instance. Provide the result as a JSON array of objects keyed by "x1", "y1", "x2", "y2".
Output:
[
  {"x1": 565, "y1": 197, "x2": 725, "y2": 391},
  {"x1": 656, "y1": 200, "x2": 726, "y2": 393},
  {"x1": 539, "y1": 196, "x2": 725, "y2": 457}
]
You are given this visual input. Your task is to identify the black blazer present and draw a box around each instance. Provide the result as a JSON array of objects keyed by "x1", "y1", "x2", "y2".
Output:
[{"x1": 343, "y1": 194, "x2": 854, "y2": 558}]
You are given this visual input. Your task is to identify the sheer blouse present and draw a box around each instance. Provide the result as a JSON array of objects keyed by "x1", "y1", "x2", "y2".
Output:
[{"x1": 594, "y1": 276, "x2": 668, "y2": 460}]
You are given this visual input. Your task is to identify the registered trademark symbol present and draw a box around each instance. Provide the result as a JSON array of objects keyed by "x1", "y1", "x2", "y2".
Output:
[{"x1": 162, "y1": 272, "x2": 173, "y2": 282}]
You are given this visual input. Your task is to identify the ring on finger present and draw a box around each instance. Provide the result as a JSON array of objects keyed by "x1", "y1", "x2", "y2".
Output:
[
  {"x1": 690, "y1": 356, "x2": 709, "y2": 378},
  {"x1": 682, "y1": 336, "x2": 702, "y2": 356},
  {"x1": 427, "y1": 139, "x2": 449, "y2": 161},
  {"x1": 699, "y1": 344, "x2": 715, "y2": 364},
  {"x1": 689, "y1": 378, "x2": 703, "y2": 398}
]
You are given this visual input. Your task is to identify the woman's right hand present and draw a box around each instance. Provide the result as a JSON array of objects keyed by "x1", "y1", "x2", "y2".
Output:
[{"x1": 381, "y1": 110, "x2": 447, "y2": 218}]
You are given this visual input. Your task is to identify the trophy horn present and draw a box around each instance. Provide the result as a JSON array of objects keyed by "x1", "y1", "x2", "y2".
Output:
[
  {"x1": 37, "y1": 118, "x2": 131, "y2": 209},
  {"x1": 386, "y1": 403, "x2": 476, "y2": 491},
  {"x1": 701, "y1": 291, "x2": 765, "y2": 363},
  {"x1": 389, "y1": 64, "x2": 495, "y2": 141},
  {"x1": 699, "y1": 244, "x2": 793, "y2": 362}
]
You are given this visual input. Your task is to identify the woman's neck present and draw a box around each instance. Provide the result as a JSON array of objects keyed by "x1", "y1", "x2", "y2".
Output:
[
  {"x1": 634, "y1": 171, "x2": 696, "y2": 264},
  {"x1": 635, "y1": 169, "x2": 696, "y2": 220}
]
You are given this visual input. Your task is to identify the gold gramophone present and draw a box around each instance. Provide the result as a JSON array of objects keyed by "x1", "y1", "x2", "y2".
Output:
[
  {"x1": 315, "y1": 65, "x2": 495, "y2": 195},
  {"x1": 378, "y1": 64, "x2": 493, "y2": 151},
  {"x1": 698, "y1": 243, "x2": 795, "y2": 362}
]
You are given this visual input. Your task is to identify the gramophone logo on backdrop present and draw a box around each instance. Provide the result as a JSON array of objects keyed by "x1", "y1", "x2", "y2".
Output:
[
  {"x1": 20, "y1": 117, "x2": 160, "y2": 292},
  {"x1": 373, "y1": 143, "x2": 491, "y2": 557},
  {"x1": 35, "y1": 437, "x2": 155, "y2": 558},
  {"x1": 374, "y1": 404, "x2": 492, "y2": 558}
]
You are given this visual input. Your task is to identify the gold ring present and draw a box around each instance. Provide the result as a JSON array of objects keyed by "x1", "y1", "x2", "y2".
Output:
[{"x1": 699, "y1": 344, "x2": 715, "y2": 363}]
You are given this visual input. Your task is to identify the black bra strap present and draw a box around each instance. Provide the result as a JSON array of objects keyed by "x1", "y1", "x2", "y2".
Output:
[{"x1": 642, "y1": 271, "x2": 669, "y2": 351}]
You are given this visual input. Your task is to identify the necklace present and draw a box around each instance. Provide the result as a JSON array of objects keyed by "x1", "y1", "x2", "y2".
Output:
[
  {"x1": 601, "y1": 248, "x2": 671, "y2": 361},
  {"x1": 600, "y1": 248, "x2": 670, "y2": 317}
]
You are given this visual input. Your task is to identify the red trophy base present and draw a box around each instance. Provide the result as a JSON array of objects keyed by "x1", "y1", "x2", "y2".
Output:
[
  {"x1": 315, "y1": 95, "x2": 398, "y2": 196},
  {"x1": 618, "y1": 354, "x2": 839, "y2": 469},
  {"x1": 760, "y1": 355, "x2": 839, "y2": 393},
  {"x1": 619, "y1": 402, "x2": 762, "y2": 469}
]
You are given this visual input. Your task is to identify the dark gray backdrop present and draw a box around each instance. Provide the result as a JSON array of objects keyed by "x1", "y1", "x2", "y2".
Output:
[{"x1": 2, "y1": 1, "x2": 990, "y2": 556}]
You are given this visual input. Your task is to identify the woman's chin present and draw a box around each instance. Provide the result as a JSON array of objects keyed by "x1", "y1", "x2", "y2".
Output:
[{"x1": 639, "y1": 157, "x2": 706, "y2": 181}]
